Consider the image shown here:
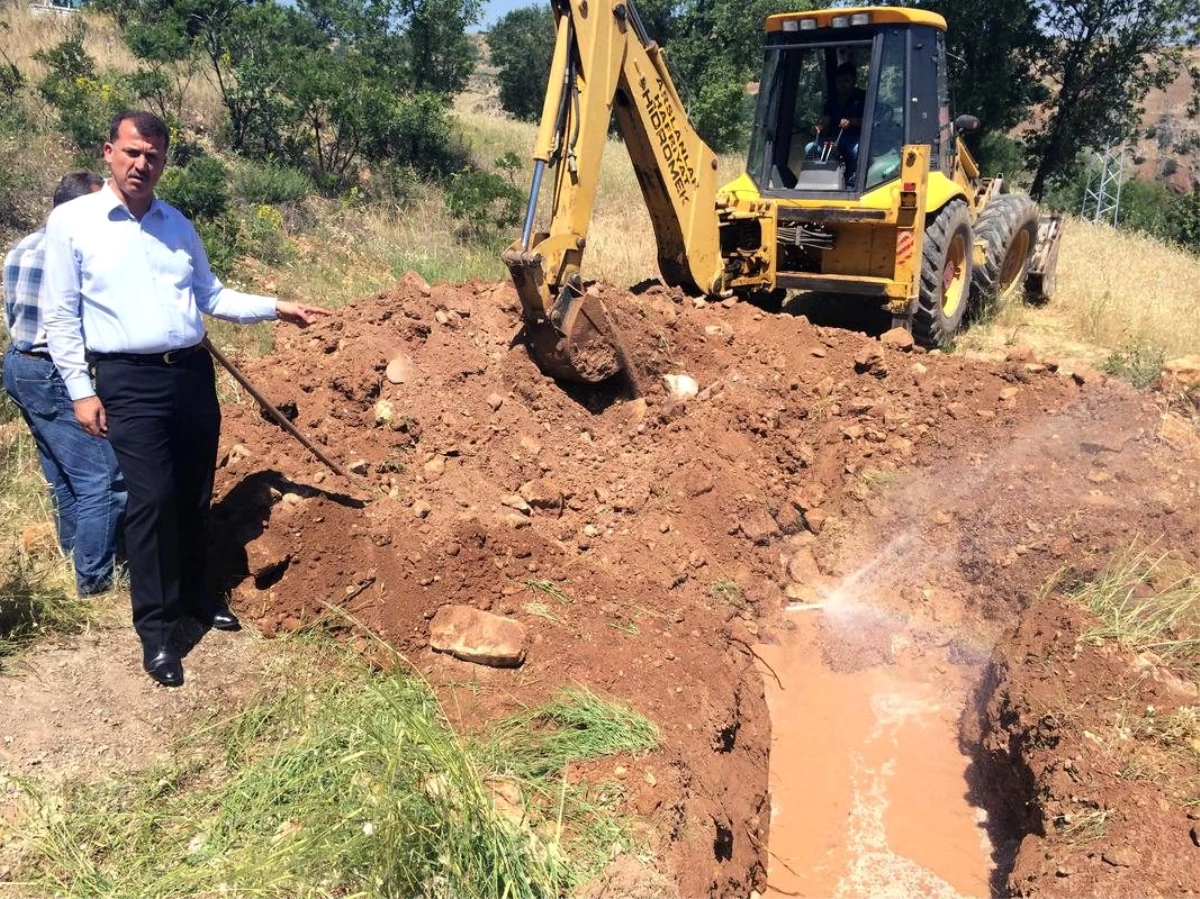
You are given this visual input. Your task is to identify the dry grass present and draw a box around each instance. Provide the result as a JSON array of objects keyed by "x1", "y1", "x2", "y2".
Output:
[
  {"x1": 0, "y1": 400, "x2": 93, "y2": 661},
  {"x1": 0, "y1": 6, "x2": 135, "y2": 78},
  {"x1": 1069, "y1": 542, "x2": 1200, "y2": 671},
  {"x1": 451, "y1": 104, "x2": 744, "y2": 289},
  {"x1": 0, "y1": 5, "x2": 226, "y2": 139},
  {"x1": 958, "y1": 217, "x2": 1200, "y2": 366}
]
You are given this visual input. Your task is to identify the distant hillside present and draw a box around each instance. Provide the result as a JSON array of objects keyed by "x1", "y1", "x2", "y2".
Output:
[{"x1": 1132, "y1": 49, "x2": 1199, "y2": 192}]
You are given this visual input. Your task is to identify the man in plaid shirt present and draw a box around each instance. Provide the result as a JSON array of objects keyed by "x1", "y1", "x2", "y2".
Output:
[{"x1": 2, "y1": 172, "x2": 126, "y2": 595}]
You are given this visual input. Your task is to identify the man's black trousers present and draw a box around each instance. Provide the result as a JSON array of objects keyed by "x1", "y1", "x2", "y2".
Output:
[{"x1": 95, "y1": 349, "x2": 220, "y2": 650}]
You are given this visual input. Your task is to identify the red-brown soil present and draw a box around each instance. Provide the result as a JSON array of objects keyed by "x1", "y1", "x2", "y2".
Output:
[{"x1": 209, "y1": 275, "x2": 1199, "y2": 896}]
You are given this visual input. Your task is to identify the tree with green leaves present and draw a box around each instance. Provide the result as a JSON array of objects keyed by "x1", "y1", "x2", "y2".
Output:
[
  {"x1": 488, "y1": 5, "x2": 554, "y2": 122},
  {"x1": 1027, "y1": 0, "x2": 1200, "y2": 199},
  {"x1": 403, "y1": 0, "x2": 483, "y2": 94},
  {"x1": 664, "y1": 0, "x2": 811, "y2": 152},
  {"x1": 916, "y1": 0, "x2": 1048, "y2": 136}
]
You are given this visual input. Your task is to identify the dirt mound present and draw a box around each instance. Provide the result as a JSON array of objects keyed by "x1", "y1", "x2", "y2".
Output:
[
  {"x1": 208, "y1": 275, "x2": 1199, "y2": 895},
  {"x1": 969, "y1": 595, "x2": 1200, "y2": 898}
]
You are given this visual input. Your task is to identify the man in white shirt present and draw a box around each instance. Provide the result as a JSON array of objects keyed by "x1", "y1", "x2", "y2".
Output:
[{"x1": 43, "y1": 110, "x2": 330, "y2": 687}]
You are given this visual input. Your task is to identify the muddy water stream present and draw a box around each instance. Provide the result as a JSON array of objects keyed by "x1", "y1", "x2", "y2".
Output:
[{"x1": 757, "y1": 612, "x2": 994, "y2": 898}]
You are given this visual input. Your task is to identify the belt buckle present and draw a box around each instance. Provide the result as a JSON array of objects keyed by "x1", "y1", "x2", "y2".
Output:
[{"x1": 163, "y1": 347, "x2": 185, "y2": 364}]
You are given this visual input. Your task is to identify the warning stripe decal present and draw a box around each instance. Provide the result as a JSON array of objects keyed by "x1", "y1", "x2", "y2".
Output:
[{"x1": 896, "y1": 231, "x2": 914, "y2": 264}]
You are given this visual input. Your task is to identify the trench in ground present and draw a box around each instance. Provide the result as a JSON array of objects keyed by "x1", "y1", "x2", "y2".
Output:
[{"x1": 756, "y1": 588, "x2": 1027, "y2": 899}]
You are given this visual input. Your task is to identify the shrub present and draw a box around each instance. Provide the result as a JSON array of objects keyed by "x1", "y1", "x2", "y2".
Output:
[
  {"x1": 241, "y1": 204, "x2": 291, "y2": 264},
  {"x1": 444, "y1": 156, "x2": 524, "y2": 241},
  {"x1": 33, "y1": 23, "x2": 129, "y2": 155},
  {"x1": 157, "y1": 157, "x2": 231, "y2": 221},
  {"x1": 1102, "y1": 339, "x2": 1165, "y2": 388},
  {"x1": 231, "y1": 161, "x2": 314, "y2": 205},
  {"x1": 976, "y1": 132, "x2": 1027, "y2": 180},
  {"x1": 194, "y1": 213, "x2": 242, "y2": 278},
  {"x1": 366, "y1": 92, "x2": 466, "y2": 177}
]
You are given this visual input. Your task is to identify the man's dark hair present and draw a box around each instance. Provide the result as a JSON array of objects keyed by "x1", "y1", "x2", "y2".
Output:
[
  {"x1": 836, "y1": 62, "x2": 857, "y2": 77},
  {"x1": 109, "y1": 110, "x2": 170, "y2": 150},
  {"x1": 52, "y1": 171, "x2": 104, "y2": 208}
]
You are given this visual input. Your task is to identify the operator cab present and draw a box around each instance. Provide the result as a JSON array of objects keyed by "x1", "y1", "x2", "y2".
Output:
[{"x1": 746, "y1": 7, "x2": 951, "y2": 198}]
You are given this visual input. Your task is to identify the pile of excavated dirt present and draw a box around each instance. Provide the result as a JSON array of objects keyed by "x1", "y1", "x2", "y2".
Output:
[{"x1": 209, "y1": 274, "x2": 1199, "y2": 896}]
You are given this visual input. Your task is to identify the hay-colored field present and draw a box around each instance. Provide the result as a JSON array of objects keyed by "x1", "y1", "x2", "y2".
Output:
[{"x1": 959, "y1": 218, "x2": 1200, "y2": 364}]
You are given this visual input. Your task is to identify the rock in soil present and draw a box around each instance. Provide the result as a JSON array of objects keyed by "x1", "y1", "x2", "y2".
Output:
[{"x1": 429, "y1": 605, "x2": 527, "y2": 668}]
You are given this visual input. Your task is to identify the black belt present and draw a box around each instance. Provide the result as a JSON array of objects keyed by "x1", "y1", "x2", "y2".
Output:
[
  {"x1": 89, "y1": 343, "x2": 207, "y2": 365},
  {"x1": 15, "y1": 349, "x2": 53, "y2": 360}
]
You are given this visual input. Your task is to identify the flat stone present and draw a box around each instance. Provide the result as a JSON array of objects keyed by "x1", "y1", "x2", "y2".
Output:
[
  {"x1": 663, "y1": 373, "x2": 699, "y2": 400},
  {"x1": 1101, "y1": 848, "x2": 1134, "y2": 868},
  {"x1": 1161, "y1": 355, "x2": 1200, "y2": 392},
  {"x1": 429, "y1": 605, "x2": 526, "y2": 668},
  {"x1": 486, "y1": 393, "x2": 505, "y2": 411},
  {"x1": 804, "y1": 508, "x2": 828, "y2": 534},
  {"x1": 625, "y1": 397, "x2": 649, "y2": 425},
  {"x1": 854, "y1": 347, "x2": 888, "y2": 378},
  {"x1": 398, "y1": 269, "x2": 432, "y2": 296},
  {"x1": 739, "y1": 508, "x2": 780, "y2": 545},
  {"x1": 500, "y1": 493, "x2": 532, "y2": 514},
  {"x1": 684, "y1": 467, "x2": 715, "y2": 497},
  {"x1": 1160, "y1": 412, "x2": 1200, "y2": 453},
  {"x1": 385, "y1": 354, "x2": 413, "y2": 384},
  {"x1": 519, "y1": 477, "x2": 564, "y2": 512},
  {"x1": 880, "y1": 327, "x2": 914, "y2": 351},
  {"x1": 787, "y1": 548, "x2": 820, "y2": 583}
]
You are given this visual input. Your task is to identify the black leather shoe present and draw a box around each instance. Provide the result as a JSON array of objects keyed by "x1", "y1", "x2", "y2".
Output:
[
  {"x1": 211, "y1": 607, "x2": 242, "y2": 632},
  {"x1": 143, "y1": 646, "x2": 184, "y2": 687}
]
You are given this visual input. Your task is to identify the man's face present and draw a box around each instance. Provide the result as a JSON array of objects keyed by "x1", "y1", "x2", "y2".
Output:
[
  {"x1": 103, "y1": 119, "x2": 167, "y2": 202},
  {"x1": 836, "y1": 73, "x2": 855, "y2": 97}
]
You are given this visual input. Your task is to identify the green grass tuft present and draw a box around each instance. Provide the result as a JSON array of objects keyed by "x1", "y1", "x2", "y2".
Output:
[
  {"x1": 488, "y1": 686, "x2": 659, "y2": 781},
  {"x1": 1069, "y1": 542, "x2": 1200, "y2": 671},
  {"x1": 0, "y1": 555, "x2": 94, "y2": 663},
  {"x1": 19, "y1": 660, "x2": 658, "y2": 898}
]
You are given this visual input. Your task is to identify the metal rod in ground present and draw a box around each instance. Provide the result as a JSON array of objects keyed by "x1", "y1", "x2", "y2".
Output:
[{"x1": 202, "y1": 337, "x2": 352, "y2": 480}]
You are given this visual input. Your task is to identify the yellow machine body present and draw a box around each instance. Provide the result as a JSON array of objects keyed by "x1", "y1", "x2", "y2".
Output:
[{"x1": 506, "y1": 2, "x2": 1060, "y2": 380}]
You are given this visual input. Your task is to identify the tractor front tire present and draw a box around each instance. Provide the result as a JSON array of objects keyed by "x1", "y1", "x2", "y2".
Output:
[
  {"x1": 972, "y1": 193, "x2": 1040, "y2": 309},
  {"x1": 913, "y1": 199, "x2": 973, "y2": 349}
]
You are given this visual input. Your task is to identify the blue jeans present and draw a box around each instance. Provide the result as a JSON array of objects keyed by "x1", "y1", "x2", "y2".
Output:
[{"x1": 2, "y1": 345, "x2": 126, "y2": 594}]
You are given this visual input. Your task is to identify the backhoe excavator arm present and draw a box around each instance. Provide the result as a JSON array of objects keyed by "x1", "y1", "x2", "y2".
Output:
[{"x1": 502, "y1": 0, "x2": 724, "y2": 382}]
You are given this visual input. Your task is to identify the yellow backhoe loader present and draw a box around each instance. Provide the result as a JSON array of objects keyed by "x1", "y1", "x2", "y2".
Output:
[{"x1": 503, "y1": 3, "x2": 1063, "y2": 383}]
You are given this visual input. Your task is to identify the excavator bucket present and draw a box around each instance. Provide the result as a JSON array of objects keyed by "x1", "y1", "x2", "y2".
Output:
[
  {"x1": 1024, "y1": 214, "x2": 1064, "y2": 304},
  {"x1": 524, "y1": 289, "x2": 624, "y2": 383},
  {"x1": 503, "y1": 247, "x2": 625, "y2": 384}
]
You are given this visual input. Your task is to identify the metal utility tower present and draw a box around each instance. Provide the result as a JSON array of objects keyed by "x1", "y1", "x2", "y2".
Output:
[{"x1": 1080, "y1": 140, "x2": 1128, "y2": 226}]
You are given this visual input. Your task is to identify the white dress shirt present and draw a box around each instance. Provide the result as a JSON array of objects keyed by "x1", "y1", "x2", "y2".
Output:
[{"x1": 43, "y1": 183, "x2": 278, "y2": 401}]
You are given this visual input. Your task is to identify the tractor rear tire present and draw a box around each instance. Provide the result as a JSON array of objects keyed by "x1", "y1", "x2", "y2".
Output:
[
  {"x1": 913, "y1": 199, "x2": 973, "y2": 349},
  {"x1": 972, "y1": 193, "x2": 1039, "y2": 309}
]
